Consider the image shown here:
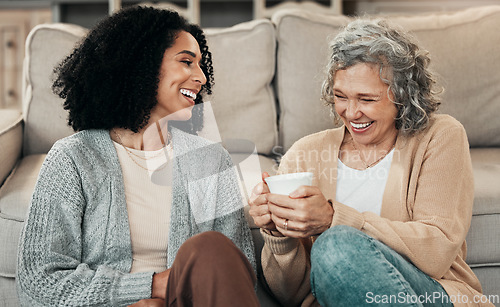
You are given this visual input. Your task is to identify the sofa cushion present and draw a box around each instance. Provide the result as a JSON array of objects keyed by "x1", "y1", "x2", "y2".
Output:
[
  {"x1": 25, "y1": 20, "x2": 279, "y2": 157},
  {"x1": 0, "y1": 110, "x2": 22, "y2": 185},
  {"x1": 272, "y1": 10, "x2": 350, "y2": 152},
  {"x1": 205, "y1": 19, "x2": 278, "y2": 155},
  {"x1": 273, "y1": 6, "x2": 500, "y2": 151},
  {"x1": 0, "y1": 276, "x2": 19, "y2": 306},
  {"x1": 469, "y1": 149, "x2": 500, "y2": 217},
  {"x1": 23, "y1": 24, "x2": 84, "y2": 156},
  {"x1": 0, "y1": 154, "x2": 45, "y2": 277},
  {"x1": 386, "y1": 6, "x2": 500, "y2": 148},
  {"x1": 466, "y1": 148, "x2": 500, "y2": 266},
  {"x1": 468, "y1": 267, "x2": 500, "y2": 300}
]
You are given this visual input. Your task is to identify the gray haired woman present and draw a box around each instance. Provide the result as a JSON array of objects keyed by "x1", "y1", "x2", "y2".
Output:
[{"x1": 249, "y1": 19, "x2": 492, "y2": 306}]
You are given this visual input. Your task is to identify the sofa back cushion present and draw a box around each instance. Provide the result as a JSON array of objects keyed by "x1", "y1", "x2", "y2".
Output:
[
  {"x1": 205, "y1": 19, "x2": 278, "y2": 155},
  {"x1": 23, "y1": 24, "x2": 85, "y2": 155},
  {"x1": 272, "y1": 10, "x2": 350, "y2": 152},
  {"x1": 273, "y1": 6, "x2": 500, "y2": 151},
  {"x1": 388, "y1": 6, "x2": 500, "y2": 148},
  {"x1": 23, "y1": 19, "x2": 278, "y2": 156}
]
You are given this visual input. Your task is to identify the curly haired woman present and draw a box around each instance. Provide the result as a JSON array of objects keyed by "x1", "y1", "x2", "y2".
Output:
[
  {"x1": 249, "y1": 19, "x2": 492, "y2": 306},
  {"x1": 16, "y1": 6, "x2": 258, "y2": 307}
]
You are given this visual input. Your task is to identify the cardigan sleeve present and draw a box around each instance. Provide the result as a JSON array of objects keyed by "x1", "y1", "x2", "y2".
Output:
[
  {"x1": 260, "y1": 143, "x2": 320, "y2": 306},
  {"x1": 260, "y1": 120, "x2": 476, "y2": 304},
  {"x1": 212, "y1": 149, "x2": 257, "y2": 275},
  {"x1": 332, "y1": 121, "x2": 475, "y2": 279},
  {"x1": 16, "y1": 144, "x2": 153, "y2": 307},
  {"x1": 261, "y1": 231, "x2": 318, "y2": 306}
]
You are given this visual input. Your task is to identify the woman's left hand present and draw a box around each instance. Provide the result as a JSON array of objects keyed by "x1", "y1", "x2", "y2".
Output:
[
  {"x1": 128, "y1": 298, "x2": 165, "y2": 307},
  {"x1": 266, "y1": 186, "x2": 334, "y2": 238}
]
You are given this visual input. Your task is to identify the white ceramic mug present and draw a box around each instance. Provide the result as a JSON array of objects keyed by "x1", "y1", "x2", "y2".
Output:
[{"x1": 264, "y1": 172, "x2": 314, "y2": 195}]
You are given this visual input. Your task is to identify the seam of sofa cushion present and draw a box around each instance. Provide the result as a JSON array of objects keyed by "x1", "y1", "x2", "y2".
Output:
[
  {"x1": 272, "y1": 9, "x2": 351, "y2": 31},
  {"x1": 0, "y1": 212, "x2": 24, "y2": 223},
  {"x1": 0, "y1": 271, "x2": 15, "y2": 278},
  {"x1": 469, "y1": 263, "x2": 500, "y2": 268},
  {"x1": 0, "y1": 114, "x2": 22, "y2": 137},
  {"x1": 205, "y1": 18, "x2": 274, "y2": 36},
  {"x1": 472, "y1": 212, "x2": 500, "y2": 217}
]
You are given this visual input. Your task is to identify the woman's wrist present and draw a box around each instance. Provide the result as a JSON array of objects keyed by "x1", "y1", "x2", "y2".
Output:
[
  {"x1": 325, "y1": 199, "x2": 335, "y2": 231},
  {"x1": 151, "y1": 269, "x2": 170, "y2": 299},
  {"x1": 262, "y1": 228, "x2": 285, "y2": 237}
]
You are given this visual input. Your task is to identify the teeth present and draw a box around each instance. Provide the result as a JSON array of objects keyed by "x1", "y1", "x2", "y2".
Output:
[
  {"x1": 351, "y1": 121, "x2": 373, "y2": 129},
  {"x1": 180, "y1": 89, "x2": 197, "y2": 100}
]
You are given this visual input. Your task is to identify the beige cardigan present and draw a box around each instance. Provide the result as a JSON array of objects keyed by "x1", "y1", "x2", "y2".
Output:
[{"x1": 262, "y1": 114, "x2": 491, "y2": 307}]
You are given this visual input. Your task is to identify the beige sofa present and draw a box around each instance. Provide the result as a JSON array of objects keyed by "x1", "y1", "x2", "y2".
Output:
[{"x1": 1, "y1": 5, "x2": 500, "y2": 306}]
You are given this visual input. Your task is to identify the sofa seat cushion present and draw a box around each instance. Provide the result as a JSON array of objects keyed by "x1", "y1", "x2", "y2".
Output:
[
  {"x1": 468, "y1": 267, "x2": 500, "y2": 302},
  {"x1": 0, "y1": 154, "x2": 45, "y2": 277},
  {"x1": 466, "y1": 148, "x2": 500, "y2": 267}
]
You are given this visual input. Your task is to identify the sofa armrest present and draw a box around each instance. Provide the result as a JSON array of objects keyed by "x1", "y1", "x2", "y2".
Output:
[{"x1": 0, "y1": 110, "x2": 23, "y2": 187}]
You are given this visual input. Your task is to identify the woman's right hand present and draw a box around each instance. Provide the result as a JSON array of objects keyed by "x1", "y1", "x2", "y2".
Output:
[{"x1": 249, "y1": 172, "x2": 276, "y2": 230}]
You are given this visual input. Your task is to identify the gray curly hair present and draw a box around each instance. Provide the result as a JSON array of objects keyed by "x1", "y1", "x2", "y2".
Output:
[{"x1": 322, "y1": 19, "x2": 441, "y2": 135}]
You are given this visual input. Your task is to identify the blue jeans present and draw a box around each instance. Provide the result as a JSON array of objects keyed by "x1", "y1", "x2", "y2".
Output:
[{"x1": 310, "y1": 225, "x2": 453, "y2": 307}]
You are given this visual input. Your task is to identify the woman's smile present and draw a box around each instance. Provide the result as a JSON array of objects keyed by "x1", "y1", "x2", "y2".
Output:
[
  {"x1": 334, "y1": 63, "x2": 398, "y2": 148},
  {"x1": 151, "y1": 30, "x2": 206, "y2": 123},
  {"x1": 350, "y1": 121, "x2": 374, "y2": 132}
]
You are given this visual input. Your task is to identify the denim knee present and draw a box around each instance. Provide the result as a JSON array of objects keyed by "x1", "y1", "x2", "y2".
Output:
[
  {"x1": 310, "y1": 226, "x2": 372, "y2": 298},
  {"x1": 311, "y1": 225, "x2": 369, "y2": 266}
]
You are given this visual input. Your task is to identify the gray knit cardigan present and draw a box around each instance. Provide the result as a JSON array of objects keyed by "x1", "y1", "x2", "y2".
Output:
[{"x1": 16, "y1": 129, "x2": 256, "y2": 306}]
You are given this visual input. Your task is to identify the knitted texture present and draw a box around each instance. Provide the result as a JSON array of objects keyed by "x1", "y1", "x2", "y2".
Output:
[
  {"x1": 261, "y1": 114, "x2": 486, "y2": 306},
  {"x1": 16, "y1": 128, "x2": 255, "y2": 306}
]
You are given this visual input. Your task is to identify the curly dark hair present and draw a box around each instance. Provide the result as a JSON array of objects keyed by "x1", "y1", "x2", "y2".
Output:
[{"x1": 53, "y1": 6, "x2": 214, "y2": 133}]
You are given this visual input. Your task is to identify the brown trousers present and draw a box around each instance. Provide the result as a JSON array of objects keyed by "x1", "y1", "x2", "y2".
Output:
[{"x1": 165, "y1": 231, "x2": 260, "y2": 307}]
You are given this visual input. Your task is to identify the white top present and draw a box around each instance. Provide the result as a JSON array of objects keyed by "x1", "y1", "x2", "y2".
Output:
[
  {"x1": 113, "y1": 141, "x2": 173, "y2": 273},
  {"x1": 335, "y1": 149, "x2": 394, "y2": 215}
]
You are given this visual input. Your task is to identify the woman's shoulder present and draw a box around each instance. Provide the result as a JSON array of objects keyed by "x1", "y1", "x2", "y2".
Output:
[
  {"x1": 401, "y1": 114, "x2": 468, "y2": 151},
  {"x1": 51, "y1": 130, "x2": 111, "y2": 153},
  {"x1": 421, "y1": 114, "x2": 467, "y2": 139},
  {"x1": 428, "y1": 114, "x2": 464, "y2": 130},
  {"x1": 48, "y1": 130, "x2": 116, "y2": 171}
]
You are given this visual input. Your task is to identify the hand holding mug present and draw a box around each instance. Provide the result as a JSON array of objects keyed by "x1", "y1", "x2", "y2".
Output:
[
  {"x1": 248, "y1": 172, "x2": 276, "y2": 230},
  {"x1": 264, "y1": 172, "x2": 334, "y2": 238}
]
